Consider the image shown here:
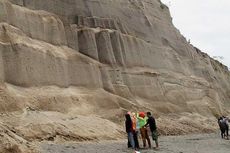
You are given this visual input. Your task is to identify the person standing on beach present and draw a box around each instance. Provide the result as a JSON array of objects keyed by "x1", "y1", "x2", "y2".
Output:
[
  {"x1": 223, "y1": 116, "x2": 229, "y2": 139},
  {"x1": 125, "y1": 113, "x2": 135, "y2": 149},
  {"x1": 138, "y1": 112, "x2": 151, "y2": 148},
  {"x1": 218, "y1": 117, "x2": 226, "y2": 139},
  {"x1": 131, "y1": 113, "x2": 140, "y2": 150},
  {"x1": 145, "y1": 112, "x2": 159, "y2": 149}
]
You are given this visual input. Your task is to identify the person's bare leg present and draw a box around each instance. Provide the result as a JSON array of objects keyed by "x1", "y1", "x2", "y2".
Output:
[{"x1": 155, "y1": 140, "x2": 159, "y2": 149}]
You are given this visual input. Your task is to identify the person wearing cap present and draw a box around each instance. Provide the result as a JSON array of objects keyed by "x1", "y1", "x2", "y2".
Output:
[{"x1": 137, "y1": 112, "x2": 151, "y2": 148}]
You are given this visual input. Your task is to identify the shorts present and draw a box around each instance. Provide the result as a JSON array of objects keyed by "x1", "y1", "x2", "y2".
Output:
[{"x1": 152, "y1": 130, "x2": 158, "y2": 141}]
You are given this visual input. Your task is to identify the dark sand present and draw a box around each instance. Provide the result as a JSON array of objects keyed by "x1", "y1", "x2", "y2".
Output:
[{"x1": 40, "y1": 133, "x2": 230, "y2": 153}]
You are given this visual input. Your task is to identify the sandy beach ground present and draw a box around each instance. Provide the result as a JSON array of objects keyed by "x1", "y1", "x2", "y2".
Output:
[{"x1": 40, "y1": 133, "x2": 230, "y2": 153}]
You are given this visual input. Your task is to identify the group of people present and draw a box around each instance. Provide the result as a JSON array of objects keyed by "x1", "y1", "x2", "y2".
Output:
[
  {"x1": 218, "y1": 116, "x2": 229, "y2": 139},
  {"x1": 125, "y1": 111, "x2": 159, "y2": 151},
  {"x1": 125, "y1": 112, "x2": 229, "y2": 151}
]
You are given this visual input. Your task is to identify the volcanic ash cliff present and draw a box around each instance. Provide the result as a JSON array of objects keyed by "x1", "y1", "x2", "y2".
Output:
[{"x1": 0, "y1": 0, "x2": 229, "y2": 152}]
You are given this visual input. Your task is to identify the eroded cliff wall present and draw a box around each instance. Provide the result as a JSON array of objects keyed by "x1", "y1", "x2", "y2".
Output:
[{"x1": 0, "y1": 0, "x2": 230, "y2": 150}]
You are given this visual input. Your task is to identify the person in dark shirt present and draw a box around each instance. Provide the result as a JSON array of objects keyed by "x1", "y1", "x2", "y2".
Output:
[
  {"x1": 219, "y1": 116, "x2": 230, "y2": 139},
  {"x1": 145, "y1": 112, "x2": 159, "y2": 149},
  {"x1": 218, "y1": 117, "x2": 226, "y2": 139},
  {"x1": 125, "y1": 113, "x2": 135, "y2": 149}
]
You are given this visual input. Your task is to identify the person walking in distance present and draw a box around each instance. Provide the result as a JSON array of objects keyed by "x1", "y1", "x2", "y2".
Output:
[
  {"x1": 218, "y1": 117, "x2": 226, "y2": 139},
  {"x1": 223, "y1": 116, "x2": 229, "y2": 139},
  {"x1": 145, "y1": 112, "x2": 159, "y2": 149}
]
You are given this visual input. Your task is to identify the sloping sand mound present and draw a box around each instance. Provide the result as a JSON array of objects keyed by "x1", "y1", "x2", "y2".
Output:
[{"x1": 0, "y1": 123, "x2": 38, "y2": 153}]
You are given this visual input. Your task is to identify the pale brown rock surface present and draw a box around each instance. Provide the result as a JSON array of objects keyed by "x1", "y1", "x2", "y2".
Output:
[{"x1": 0, "y1": 0, "x2": 230, "y2": 152}]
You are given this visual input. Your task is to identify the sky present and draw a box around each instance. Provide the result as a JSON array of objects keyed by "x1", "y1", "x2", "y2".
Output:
[{"x1": 161, "y1": 0, "x2": 230, "y2": 68}]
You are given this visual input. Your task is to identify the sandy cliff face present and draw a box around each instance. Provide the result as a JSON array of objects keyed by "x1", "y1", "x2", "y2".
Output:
[{"x1": 0, "y1": 0, "x2": 230, "y2": 152}]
